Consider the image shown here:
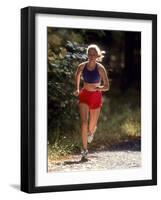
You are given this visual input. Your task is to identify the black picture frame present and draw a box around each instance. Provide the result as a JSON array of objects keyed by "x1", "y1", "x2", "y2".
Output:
[{"x1": 21, "y1": 6, "x2": 157, "y2": 193}]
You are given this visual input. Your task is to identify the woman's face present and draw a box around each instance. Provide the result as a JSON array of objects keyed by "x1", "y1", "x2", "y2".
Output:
[{"x1": 87, "y1": 49, "x2": 98, "y2": 62}]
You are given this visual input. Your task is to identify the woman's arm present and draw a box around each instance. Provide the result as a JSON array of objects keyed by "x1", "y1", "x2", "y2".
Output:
[
  {"x1": 73, "y1": 63, "x2": 83, "y2": 96},
  {"x1": 97, "y1": 65, "x2": 110, "y2": 92},
  {"x1": 75, "y1": 64, "x2": 83, "y2": 90}
]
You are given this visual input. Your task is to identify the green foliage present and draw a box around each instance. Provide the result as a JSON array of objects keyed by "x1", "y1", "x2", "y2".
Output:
[
  {"x1": 48, "y1": 28, "x2": 87, "y2": 140},
  {"x1": 48, "y1": 139, "x2": 80, "y2": 160},
  {"x1": 48, "y1": 131, "x2": 81, "y2": 161}
]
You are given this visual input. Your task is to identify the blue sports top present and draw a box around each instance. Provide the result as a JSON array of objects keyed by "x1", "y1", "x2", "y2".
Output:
[{"x1": 82, "y1": 63, "x2": 100, "y2": 83}]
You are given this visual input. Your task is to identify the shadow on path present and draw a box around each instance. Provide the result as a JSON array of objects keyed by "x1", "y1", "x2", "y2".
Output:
[
  {"x1": 109, "y1": 137, "x2": 141, "y2": 151},
  {"x1": 55, "y1": 159, "x2": 89, "y2": 166},
  {"x1": 64, "y1": 160, "x2": 83, "y2": 165}
]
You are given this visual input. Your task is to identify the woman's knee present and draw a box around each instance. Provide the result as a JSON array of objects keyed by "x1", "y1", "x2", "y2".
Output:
[{"x1": 81, "y1": 118, "x2": 88, "y2": 125}]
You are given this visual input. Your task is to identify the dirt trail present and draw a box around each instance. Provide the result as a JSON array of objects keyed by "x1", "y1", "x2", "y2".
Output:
[{"x1": 48, "y1": 150, "x2": 141, "y2": 172}]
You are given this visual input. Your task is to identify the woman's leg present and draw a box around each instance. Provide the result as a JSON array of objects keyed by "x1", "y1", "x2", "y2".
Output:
[
  {"x1": 79, "y1": 103, "x2": 89, "y2": 150},
  {"x1": 89, "y1": 107, "x2": 101, "y2": 135}
]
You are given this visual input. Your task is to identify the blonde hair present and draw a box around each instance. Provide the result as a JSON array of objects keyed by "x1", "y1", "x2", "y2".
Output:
[{"x1": 87, "y1": 44, "x2": 105, "y2": 62}]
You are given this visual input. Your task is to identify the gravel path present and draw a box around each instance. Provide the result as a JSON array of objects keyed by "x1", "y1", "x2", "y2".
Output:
[{"x1": 48, "y1": 150, "x2": 141, "y2": 172}]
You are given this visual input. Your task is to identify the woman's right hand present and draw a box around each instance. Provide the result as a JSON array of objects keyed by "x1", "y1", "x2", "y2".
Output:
[{"x1": 73, "y1": 89, "x2": 80, "y2": 97}]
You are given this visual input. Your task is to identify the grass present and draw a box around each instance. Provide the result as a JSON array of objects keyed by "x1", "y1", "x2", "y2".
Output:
[
  {"x1": 48, "y1": 88, "x2": 141, "y2": 162},
  {"x1": 48, "y1": 129, "x2": 81, "y2": 162}
]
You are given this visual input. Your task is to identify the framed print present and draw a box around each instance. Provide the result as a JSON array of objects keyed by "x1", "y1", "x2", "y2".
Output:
[{"x1": 21, "y1": 6, "x2": 157, "y2": 193}]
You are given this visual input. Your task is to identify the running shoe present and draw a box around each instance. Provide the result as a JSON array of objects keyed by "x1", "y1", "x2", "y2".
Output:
[
  {"x1": 87, "y1": 134, "x2": 94, "y2": 143},
  {"x1": 87, "y1": 126, "x2": 97, "y2": 143},
  {"x1": 81, "y1": 149, "x2": 88, "y2": 162}
]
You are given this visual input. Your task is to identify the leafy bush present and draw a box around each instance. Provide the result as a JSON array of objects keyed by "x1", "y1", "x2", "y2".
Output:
[{"x1": 48, "y1": 31, "x2": 87, "y2": 141}]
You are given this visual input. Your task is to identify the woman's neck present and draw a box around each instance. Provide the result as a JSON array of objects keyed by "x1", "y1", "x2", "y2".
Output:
[{"x1": 87, "y1": 61, "x2": 97, "y2": 68}]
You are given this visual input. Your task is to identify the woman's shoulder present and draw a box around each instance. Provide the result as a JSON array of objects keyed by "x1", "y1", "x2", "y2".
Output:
[
  {"x1": 96, "y1": 62, "x2": 108, "y2": 77},
  {"x1": 78, "y1": 61, "x2": 88, "y2": 70},
  {"x1": 96, "y1": 62, "x2": 105, "y2": 71}
]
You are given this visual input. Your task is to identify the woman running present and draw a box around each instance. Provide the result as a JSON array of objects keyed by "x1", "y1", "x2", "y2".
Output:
[{"x1": 74, "y1": 44, "x2": 110, "y2": 161}]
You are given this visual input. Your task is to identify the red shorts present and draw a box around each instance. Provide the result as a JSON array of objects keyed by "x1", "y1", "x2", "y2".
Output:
[{"x1": 78, "y1": 88, "x2": 102, "y2": 109}]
